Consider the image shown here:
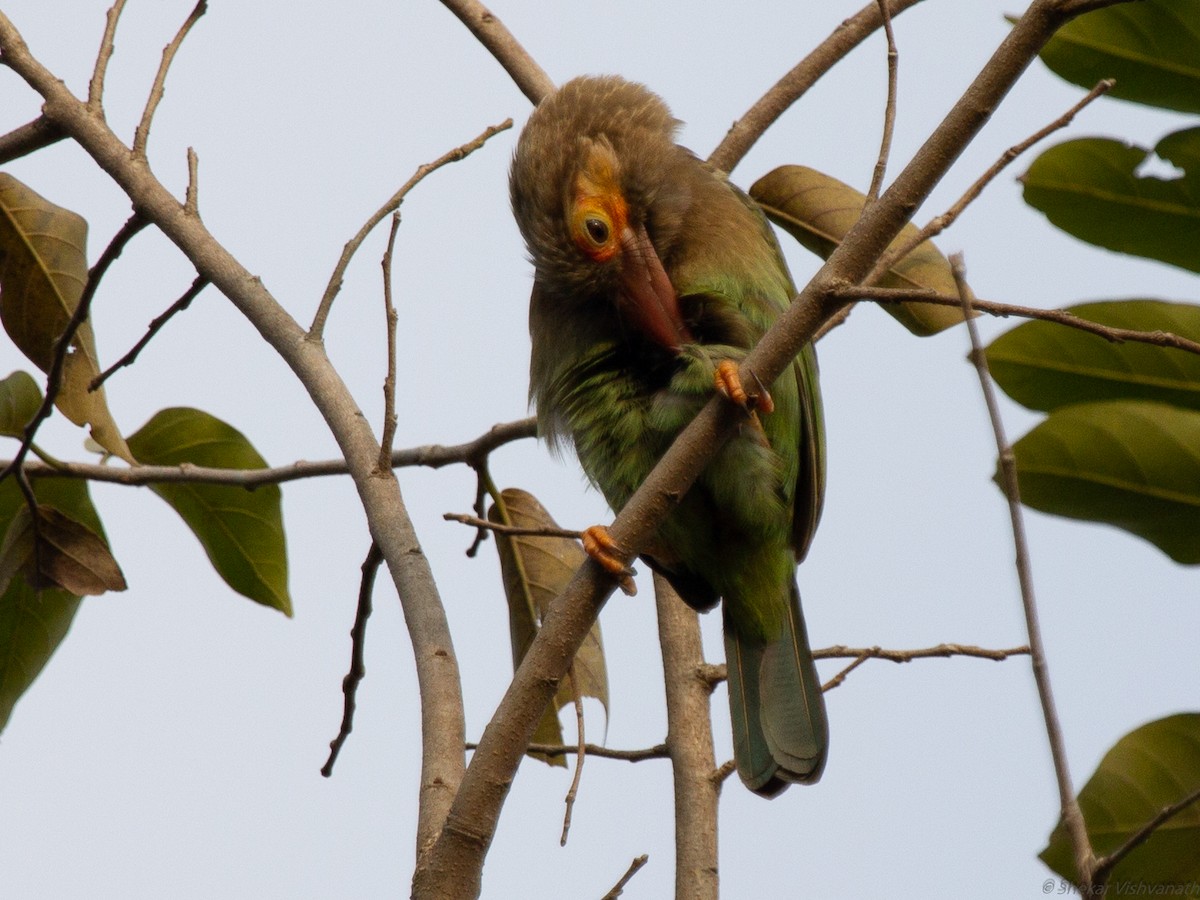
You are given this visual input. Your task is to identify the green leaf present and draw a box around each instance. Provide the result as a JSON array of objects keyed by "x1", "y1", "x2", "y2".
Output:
[
  {"x1": 0, "y1": 477, "x2": 106, "y2": 734},
  {"x1": 127, "y1": 408, "x2": 291, "y2": 615},
  {"x1": 489, "y1": 488, "x2": 608, "y2": 766},
  {"x1": 1041, "y1": 714, "x2": 1200, "y2": 885},
  {"x1": 1037, "y1": 0, "x2": 1200, "y2": 114},
  {"x1": 1008, "y1": 400, "x2": 1200, "y2": 563},
  {"x1": 0, "y1": 370, "x2": 41, "y2": 438},
  {"x1": 1021, "y1": 130, "x2": 1200, "y2": 273},
  {"x1": 750, "y1": 164, "x2": 972, "y2": 336},
  {"x1": 0, "y1": 174, "x2": 133, "y2": 461},
  {"x1": 986, "y1": 300, "x2": 1200, "y2": 412}
]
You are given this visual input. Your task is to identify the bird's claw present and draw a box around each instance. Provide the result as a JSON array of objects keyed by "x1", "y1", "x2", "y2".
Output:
[
  {"x1": 714, "y1": 360, "x2": 774, "y2": 414},
  {"x1": 582, "y1": 525, "x2": 637, "y2": 595}
]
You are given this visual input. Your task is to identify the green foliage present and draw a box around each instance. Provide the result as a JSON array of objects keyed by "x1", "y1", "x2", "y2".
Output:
[
  {"x1": 1021, "y1": 129, "x2": 1200, "y2": 274},
  {"x1": 0, "y1": 476, "x2": 108, "y2": 733},
  {"x1": 127, "y1": 408, "x2": 292, "y2": 616},
  {"x1": 1041, "y1": 715, "x2": 1200, "y2": 886},
  {"x1": 1036, "y1": 0, "x2": 1200, "y2": 114}
]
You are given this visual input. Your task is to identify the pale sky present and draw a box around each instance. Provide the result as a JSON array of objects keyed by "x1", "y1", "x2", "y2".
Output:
[{"x1": 2, "y1": 2, "x2": 1198, "y2": 898}]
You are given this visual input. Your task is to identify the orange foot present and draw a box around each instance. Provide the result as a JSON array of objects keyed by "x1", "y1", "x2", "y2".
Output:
[
  {"x1": 582, "y1": 525, "x2": 637, "y2": 596},
  {"x1": 714, "y1": 360, "x2": 774, "y2": 414}
]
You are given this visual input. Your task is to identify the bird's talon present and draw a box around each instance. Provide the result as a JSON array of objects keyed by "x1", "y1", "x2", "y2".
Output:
[
  {"x1": 582, "y1": 525, "x2": 637, "y2": 595},
  {"x1": 715, "y1": 360, "x2": 772, "y2": 413}
]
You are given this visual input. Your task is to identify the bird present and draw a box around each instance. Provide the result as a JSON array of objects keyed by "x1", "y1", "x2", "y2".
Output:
[{"x1": 510, "y1": 75, "x2": 827, "y2": 797}]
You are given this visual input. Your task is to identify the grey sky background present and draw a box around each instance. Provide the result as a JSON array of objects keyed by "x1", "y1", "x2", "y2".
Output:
[{"x1": 2, "y1": 2, "x2": 1198, "y2": 897}]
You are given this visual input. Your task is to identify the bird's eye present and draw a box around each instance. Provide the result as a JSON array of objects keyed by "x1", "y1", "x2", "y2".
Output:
[{"x1": 584, "y1": 217, "x2": 610, "y2": 245}]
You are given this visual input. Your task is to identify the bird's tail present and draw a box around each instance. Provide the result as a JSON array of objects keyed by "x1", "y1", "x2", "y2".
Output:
[{"x1": 724, "y1": 580, "x2": 828, "y2": 797}]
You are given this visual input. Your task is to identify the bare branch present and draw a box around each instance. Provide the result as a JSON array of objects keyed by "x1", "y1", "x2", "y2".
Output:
[
  {"x1": 310, "y1": 118, "x2": 511, "y2": 340},
  {"x1": 444, "y1": 512, "x2": 583, "y2": 542},
  {"x1": 954, "y1": 252, "x2": 1096, "y2": 887},
  {"x1": 708, "y1": 0, "x2": 926, "y2": 173},
  {"x1": 0, "y1": 11, "x2": 466, "y2": 856},
  {"x1": 0, "y1": 116, "x2": 64, "y2": 164},
  {"x1": 559, "y1": 671, "x2": 586, "y2": 846},
  {"x1": 184, "y1": 146, "x2": 200, "y2": 216},
  {"x1": 866, "y1": 0, "x2": 900, "y2": 203},
  {"x1": 438, "y1": 0, "x2": 554, "y2": 104},
  {"x1": 132, "y1": 0, "x2": 206, "y2": 158},
  {"x1": 7, "y1": 417, "x2": 537, "y2": 489},
  {"x1": 466, "y1": 741, "x2": 670, "y2": 763},
  {"x1": 91, "y1": 274, "x2": 210, "y2": 391},
  {"x1": 655, "y1": 575, "x2": 720, "y2": 900},
  {"x1": 870, "y1": 78, "x2": 1114, "y2": 282},
  {"x1": 321, "y1": 542, "x2": 383, "y2": 777},
  {"x1": 377, "y1": 212, "x2": 402, "y2": 473},
  {"x1": 88, "y1": 0, "x2": 129, "y2": 110},
  {"x1": 600, "y1": 854, "x2": 650, "y2": 900}
]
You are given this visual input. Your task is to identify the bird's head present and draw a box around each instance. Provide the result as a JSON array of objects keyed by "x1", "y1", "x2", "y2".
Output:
[{"x1": 511, "y1": 76, "x2": 695, "y2": 352}]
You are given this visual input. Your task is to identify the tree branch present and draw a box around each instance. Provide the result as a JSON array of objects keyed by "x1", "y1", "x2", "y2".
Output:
[
  {"x1": 0, "y1": 11, "x2": 466, "y2": 859},
  {"x1": 437, "y1": 0, "x2": 554, "y2": 104},
  {"x1": 0, "y1": 116, "x2": 64, "y2": 164},
  {"x1": 132, "y1": 0, "x2": 206, "y2": 158},
  {"x1": 654, "y1": 575, "x2": 720, "y2": 900},
  {"x1": 708, "y1": 0, "x2": 926, "y2": 174},
  {"x1": 954, "y1": 253, "x2": 1096, "y2": 887}
]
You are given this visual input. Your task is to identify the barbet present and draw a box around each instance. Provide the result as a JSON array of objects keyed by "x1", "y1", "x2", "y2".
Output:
[{"x1": 510, "y1": 76, "x2": 828, "y2": 796}]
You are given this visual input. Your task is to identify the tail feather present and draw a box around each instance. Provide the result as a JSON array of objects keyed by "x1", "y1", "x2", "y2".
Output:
[{"x1": 725, "y1": 581, "x2": 828, "y2": 796}]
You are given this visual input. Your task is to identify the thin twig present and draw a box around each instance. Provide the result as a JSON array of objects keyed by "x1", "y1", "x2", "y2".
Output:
[
  {"x1": 88, "y1": 0, "x2": 129, "y2": 110},
  {"x1": 321, "y1": 542, "x2": 383, "y2": 777},
  {"x1": 711, "y1": 760, "x2": 738, "y2": 786},
  {"x1": 836, "y1": 284, "x2": 1200, "y2": 357},
  {"x1": 822, "y1": 653, "x2": 872, "y2": 693},
  {"x1": 0, "y1": 213, "x2": 147, "y2": 485},
  {"x1": 1093, "y1": 784, "x2": 1200, "y2": 886},
  {"x1": 90, "y1": 274, "x2": 209, "y2": 391},
  {"x1": 600, "y1": 855, "x2": 650, "y2": 900},
  {"x1": 465, "y1": 741, "x2": 670, "y2": 763},
  {"x1": 559, "y1": 670, "x2": 586, "y2": 846},
  {"x1": 376, "y1": 212, "x2": 402, "y2": 473},
  {"x1": 310, "y1": 118, "x2": 512, "y2": 340},
  {"x1": 437, "y1": 0, "x2": 554, "y2": 104},
  {"x1": 701, "y1": 642, "x2": 1032, "y2": 687},
  {"x1": 868, "y1": 78, "x2": 1113, "y2": 285},
  {"x1": 132, "y1": 0, "x2": 206, "y2": 158},
  {"x1": 184, "y1": 147, "x2": 200, "y2": 216},
  {"x1": 866, "y1": 0, "x2": 899, "y2": 203},
  {"x1": 708, "y1": 0, "x2": 926, "y2": 173},
  {"x1": 7, "y1": 417, "x2": 538, "y2": 489},
  {"x1": 953, "y1": 252, "x2": 1095, "y2": 888},
  {"x1": 444, "y1": 512, "x2": 583, "y2": 541}
]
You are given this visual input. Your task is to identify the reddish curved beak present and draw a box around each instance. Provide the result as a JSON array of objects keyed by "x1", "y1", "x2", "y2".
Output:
[{"x1": 616, "y1": 224, "x2": 694, "y2": 352}]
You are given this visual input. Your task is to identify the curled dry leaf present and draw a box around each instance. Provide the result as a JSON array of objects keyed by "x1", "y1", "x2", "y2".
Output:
[
  {"x1": 750, "y1": 164, "x2": 972, "y2": 336},
  {"x1": 0, "y1": 174, "x2": 133, "y2": 461},
  {"x1": 488, "y1": 488, "x2": 609, "y2": 765},
  {"x1": 0, "y1": 503, "x2": 126, "y2": 597}
]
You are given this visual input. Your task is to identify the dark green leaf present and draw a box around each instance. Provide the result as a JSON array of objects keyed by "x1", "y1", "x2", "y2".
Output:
[
  {"x1": 489, "y1": 488, "x2": 608, "y2": 766},
  {"x1": 0, "y1": 477, "x2": 106, "y2": 734},
  {"x1": 0, "y1": 370, "x2": 41, "y2": 438},
  {"x1": 127, "y1": 408, "x2": 291, "y2": 616},
  {"x1": 750, "y1": 164, "x2": 972, "y2": 336},
  {"x1": 1008, "y1": 400, "x2": 1200, "y2": 563},
  {"x1": 986, "y1": 300, "x2": 1200, "y2": 412},
  {"x1": 0, "y1": 174, "x2": 132, "y2": 461},
  {"x1": 1037, "y1": 0, "x2": 1200, "y2": 114},
  {"x1": 1021, "y1": 130, "x2": 1200, "y2": 273},
  {"x1": 1042, "y1": 714, "x2": 1200, "y2": 884}
]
